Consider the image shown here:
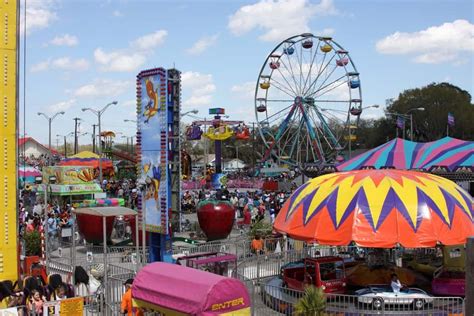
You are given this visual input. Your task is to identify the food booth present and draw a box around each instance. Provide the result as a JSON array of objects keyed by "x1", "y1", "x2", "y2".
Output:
[{"x1": 132, "y1": 262, "x2": 251, "y2": 315}]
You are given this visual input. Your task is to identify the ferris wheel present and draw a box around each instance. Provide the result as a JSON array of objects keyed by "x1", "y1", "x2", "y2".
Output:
[{"x1": 255, "y1": 33, "x2": 362, "y2": 166}]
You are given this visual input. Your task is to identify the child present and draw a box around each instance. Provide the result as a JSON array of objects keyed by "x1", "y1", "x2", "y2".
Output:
[
  {"x1": 52, "y1": 283, "x2": 67, "y2": 301},
  {"x1": 28, "y1": 289, "x2": 45, "y2": 314}
]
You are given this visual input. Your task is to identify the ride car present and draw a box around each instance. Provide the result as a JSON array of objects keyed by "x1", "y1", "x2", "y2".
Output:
[{"x1": 355, "y1": 285, "x2": 434, "y2": 310}]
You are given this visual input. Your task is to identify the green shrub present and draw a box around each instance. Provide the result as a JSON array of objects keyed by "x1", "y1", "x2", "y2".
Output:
[
  {"x1": 24, "y1": 230, "x2": 42, "y2": 256},
  {"x1": 294, "y1": 285, "x2": 327, "y2": 316}
]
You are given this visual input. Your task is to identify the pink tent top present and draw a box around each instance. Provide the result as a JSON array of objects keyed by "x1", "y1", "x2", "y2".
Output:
[{"x1": 132, "y1": 262, "x2": 250, "y2": 315}]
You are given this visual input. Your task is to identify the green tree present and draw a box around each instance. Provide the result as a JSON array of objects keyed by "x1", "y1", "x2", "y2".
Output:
[
  {"x1": 386, "y1": 82, "x2": 473, "y2": 141},
  {"x1": 294, "y1": 285, "x2": 327, "y2": 316}
]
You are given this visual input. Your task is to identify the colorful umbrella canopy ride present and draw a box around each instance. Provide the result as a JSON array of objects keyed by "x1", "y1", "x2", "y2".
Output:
[
  {"x1": 274, "y1": 169, "x2": 473, "y2": 248},
  {"x1": 337, "y1": 137, "x2": 473, "y2": 171}
]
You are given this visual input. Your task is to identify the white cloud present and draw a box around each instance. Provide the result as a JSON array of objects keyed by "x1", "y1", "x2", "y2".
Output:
[
  {"x1": 319, "y1": 28, "x2": 335, "y2": 36},
  {"x1": 94, "y1": 48, "x2": 147, "y2": 72},
  {"x1": 121, "y1": 99, "x2": 136, "y2": 107},
  {"x1": 48, "y1": 99, "x2": 76, "y2": 113},
  {"x1": 376, "y1": 19, "x2": 474, "y2": 64},
  {"x1": 181, "y1": 71, "x2": 216, "y2": 107},
  {"x1": 51, "y1": 57, "x2": 89, "y2": 71},
  {"x1": 228, "y1": 0, "x2": 338, "y2": 42},
  {"x1": 72, "y1": 79, "x2": 132, "y2": 98},
  {"x1": 31, "y1": 60, "x2": 50, "y2": 72},
  {"x1": 112, "y1": 10, "x2": 123, "y2": 17},
  {"x1": 50, "y1": 34, "x2": 78, "y2": 46},
  {"x1": 94, "y1": 30, "x2": 167, "y2": 72},
  {"x1": 31, "y1": 57, "x2": 89, "y2": 72},
  {"x1": 131, "y1": 30, "x2": 168, "y2": 51},
  {"x1": 21, "y1": 0, "x2": 58, "y2": 35},
  {"x1": 186, "y1": 34, "x2": 219, "y2": 55},
  {"x1": 231, "y1": 81, "x2": 255, "y2": 100}
]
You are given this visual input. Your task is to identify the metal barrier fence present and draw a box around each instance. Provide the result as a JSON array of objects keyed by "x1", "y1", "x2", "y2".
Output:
[
  {"x1": 235, "y1": 246, "x2": 466, "y2": 315},
  {"x1": 173, "y1": 236, "x2": 287, "y2": 260},
  {"x1": 254, "y1": 282, "x2": 465, "y2": 315}
]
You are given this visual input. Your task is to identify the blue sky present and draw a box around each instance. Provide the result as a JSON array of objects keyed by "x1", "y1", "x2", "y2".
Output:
[{"x1": 20, "y1": 0, "x2": 473, "y2": 146}]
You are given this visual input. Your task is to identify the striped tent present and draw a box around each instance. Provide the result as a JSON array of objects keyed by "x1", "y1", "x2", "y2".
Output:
[{"x1": 338, "y1": 137, "x2": 473, "y2": 171}]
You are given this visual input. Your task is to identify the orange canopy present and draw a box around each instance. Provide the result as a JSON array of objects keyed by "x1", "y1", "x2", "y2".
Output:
[{"x1": 274, "y1": 170, "x2": 473, "y2": 248}]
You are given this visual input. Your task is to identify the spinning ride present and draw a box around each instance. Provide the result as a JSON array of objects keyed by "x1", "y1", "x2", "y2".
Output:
[{"x1": 255, "y1": 34, "x2": 362, "y2": 166}]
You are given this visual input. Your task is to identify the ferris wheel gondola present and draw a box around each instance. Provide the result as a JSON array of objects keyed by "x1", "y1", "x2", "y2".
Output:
[{"x1": 255, "y1": 33, "x2": 362, "y2": 166}]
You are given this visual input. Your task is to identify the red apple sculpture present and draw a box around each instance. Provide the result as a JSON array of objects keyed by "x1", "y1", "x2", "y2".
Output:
[
  {"x1": 76, "y1": 214, "x2": 115, "y2": 244},
  {"x1": 197, "y1": 200, "x2": 235, "y2": 241}
]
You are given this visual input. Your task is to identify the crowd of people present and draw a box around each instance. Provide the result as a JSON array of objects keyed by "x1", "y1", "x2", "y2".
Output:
[{"x1": 0, "y1": 266, "x2": 102, "y2": 315}]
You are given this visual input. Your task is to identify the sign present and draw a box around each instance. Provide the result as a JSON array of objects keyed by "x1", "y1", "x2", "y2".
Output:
[
  {"x1": 43, "y1": 297, "x2": 84, "y2": 315},
  {"x1": 344, "y1": 135, "x2": 357, "y2": 141},
  {"x1": 38, "y1": 183, "x2": 103, "y2": 196},
  {"x1": 60, "y1": 297, "x2": 84, "y2": 315},
  {"x1": 137, "y1": 68, "x2": 169, "y2": 234},
  {"x1": 42, "y1": 166, "x2": 97, "y2": 184}
]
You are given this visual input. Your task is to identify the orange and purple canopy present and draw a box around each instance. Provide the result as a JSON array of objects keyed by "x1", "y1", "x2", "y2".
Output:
[{"x1": 274, "y1": 170, "x2": 473, "y2": 248}]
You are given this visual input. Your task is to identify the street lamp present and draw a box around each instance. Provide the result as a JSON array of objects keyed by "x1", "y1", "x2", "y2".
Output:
[
  {"x1": 82, "y1": 101, "x2": 118, "y2": 184},
  {"x1": 386, "y1": 107, "x2": 425, "y2": 141},
  {"x1": 180, "y1": 109, "x2": 198, "y2": 118},
  {"x1": 124, "y1": 119, "x2": 137, "y2": 123},
  {"x1": 37, "y1": 111, "x2": 65, "y2": 153}
]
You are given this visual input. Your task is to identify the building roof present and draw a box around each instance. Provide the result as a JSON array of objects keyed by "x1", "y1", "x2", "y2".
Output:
[{"x1": 19, "y1": 137, "x2": 60, "y2": 156}]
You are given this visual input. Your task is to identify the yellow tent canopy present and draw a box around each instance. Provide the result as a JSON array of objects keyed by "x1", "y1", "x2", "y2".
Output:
[{"x1": 71, "y1": 151, "x2": 100, "y2": 159}]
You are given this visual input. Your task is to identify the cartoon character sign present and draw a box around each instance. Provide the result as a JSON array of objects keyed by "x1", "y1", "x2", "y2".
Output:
[
  {"x1": 138, "y1": 68, "x2": 169, "y2": 234},
  {"x1": 143, "y1": 79, "x2": 159, "y2": 123}
]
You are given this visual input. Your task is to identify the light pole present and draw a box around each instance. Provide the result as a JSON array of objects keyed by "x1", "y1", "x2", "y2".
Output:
[
  {"x1": 386, "y1": 107, "x2": 425, "y2": 141},
  {"x1": 37, "y1": 111, "x2": 65, "y2": 153},
  {"x1": 82, "y1": 101, "x2": 118, "y2": 184},
  {"x1": 56, "y1": 132, "x2": 74, "y2": 157}
]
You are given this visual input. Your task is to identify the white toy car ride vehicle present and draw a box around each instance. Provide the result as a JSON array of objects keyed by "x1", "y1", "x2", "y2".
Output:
[{"x1": 356, "y1": 285, "x2": 434, "y2": 310}]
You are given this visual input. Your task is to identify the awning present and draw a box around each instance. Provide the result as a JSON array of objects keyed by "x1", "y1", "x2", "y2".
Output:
[{"x1": 73, "y1": 206, "x2": 137, "y2": 217}]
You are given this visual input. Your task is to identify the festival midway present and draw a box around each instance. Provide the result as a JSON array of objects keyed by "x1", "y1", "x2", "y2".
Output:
[{"x1": 0, "y1": 0, "x2": 473, "y2": 315}]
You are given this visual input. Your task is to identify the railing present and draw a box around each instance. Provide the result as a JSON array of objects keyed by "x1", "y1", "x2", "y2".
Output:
[
  {"x1": 255, "y1": 283, "x2": 465, "y2": 316},
  {"x1": 235, "y1": 246, "x2": 466, "y2": 315}
]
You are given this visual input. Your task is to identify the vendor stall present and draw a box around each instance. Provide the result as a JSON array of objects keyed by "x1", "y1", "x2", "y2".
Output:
[
  {"x1": 38, "y1": 166, "x2": 105, "y2": 205},
  {"x1": 132, "y1": 262, "x2": 251, "y2": 315}
]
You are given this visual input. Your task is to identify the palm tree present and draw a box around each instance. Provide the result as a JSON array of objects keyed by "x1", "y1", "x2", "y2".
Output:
[{"x1": 294, "y1": 285, "x2": 327, "y2": 316}]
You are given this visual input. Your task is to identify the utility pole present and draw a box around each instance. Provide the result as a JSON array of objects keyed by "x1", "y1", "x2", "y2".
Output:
[
  {"x1": 92, "y1": 124, "x2": 98, "y2": 153},
  {"x1": 73, "y1": 117, "x2": 81, "y2": 154}
]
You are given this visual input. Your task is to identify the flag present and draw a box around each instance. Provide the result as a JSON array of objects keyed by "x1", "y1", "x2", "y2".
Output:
[
  {"x1": 396, "y1": 116, "x2": 405, "y2": 129},
  {"x1": 448, "y1": 112, "x2": 455, "y2": 127}
]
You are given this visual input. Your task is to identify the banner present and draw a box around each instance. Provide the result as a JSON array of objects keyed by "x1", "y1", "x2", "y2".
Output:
[
  {"x1": 138, "y1": 68, "x2": 169, "y2": 234},
  {"x1": 38, "y1": 183, "x2": 102, "y2": 195},
  {"x1": 42, "y1": 166, "x2": 97, "y2": 184}
]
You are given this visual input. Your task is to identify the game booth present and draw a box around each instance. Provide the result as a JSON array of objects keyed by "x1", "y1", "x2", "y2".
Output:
[{"x1": 132, "y1": 262, "x2": 251, "y2": 315}]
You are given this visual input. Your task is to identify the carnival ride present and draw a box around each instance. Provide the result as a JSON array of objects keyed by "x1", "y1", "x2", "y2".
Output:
[
  {"x1": 0, "y1": 0, "x2": 19, "y2": 281},
  {"x1": 261, "y1": 169, "x2": 473, "y2": 313},
  {"x1": 255, "y1": 33, "x2": 362, "y2": 167},
  {"x1": 185, "y1": 108, "x2": 251, "y2": 179},
  {"x1": 132, "y1": 262, "x2": 251, "y2": 315}
]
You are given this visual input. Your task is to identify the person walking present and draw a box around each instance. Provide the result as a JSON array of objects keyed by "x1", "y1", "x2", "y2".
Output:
[{"x1": 121, "y1": 279, "x2": 143, "y2": 316}]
